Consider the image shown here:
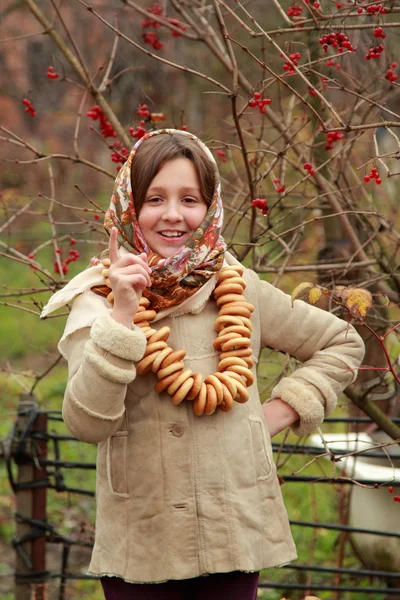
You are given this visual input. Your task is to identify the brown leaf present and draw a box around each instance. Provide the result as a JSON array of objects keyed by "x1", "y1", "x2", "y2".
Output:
[{"x1": 337, "y1": 287, "x2": 373, "y2": 319}]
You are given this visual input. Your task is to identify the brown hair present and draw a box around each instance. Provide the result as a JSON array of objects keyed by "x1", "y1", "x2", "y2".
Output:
[{"x1": 130, "y1": 133, "x2": 216, "y2": 214}]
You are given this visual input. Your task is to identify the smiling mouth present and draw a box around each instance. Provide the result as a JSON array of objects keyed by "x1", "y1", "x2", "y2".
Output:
[{"x1": 157, "y1": 231, "x2": 186, "y2": 239}]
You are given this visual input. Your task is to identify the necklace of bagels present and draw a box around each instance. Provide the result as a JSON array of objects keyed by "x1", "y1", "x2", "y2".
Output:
[{"x1": 101, "y1": 260, "x2": 255, "y2": 416}]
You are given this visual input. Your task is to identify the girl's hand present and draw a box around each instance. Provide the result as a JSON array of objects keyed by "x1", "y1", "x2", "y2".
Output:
[
  {"x1": 262, "y1": 399, "x2": 299, "y2": 438},
  {"x1": 108, "y1": 227, "x2": 152, "y2": 328}
]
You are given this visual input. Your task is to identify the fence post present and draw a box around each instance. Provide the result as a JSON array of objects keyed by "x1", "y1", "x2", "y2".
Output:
[{"x1": 14, "y1": 393, "x2": 48, "y2": 600}]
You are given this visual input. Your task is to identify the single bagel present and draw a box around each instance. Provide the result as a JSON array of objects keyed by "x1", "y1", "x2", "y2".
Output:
[
  {"x1": 204, "y1": 383, "x2": 218, "y2": 415},
  {"x1": 214, "y1": 283, "x2": 244, "y2": 299},
  {"x1": 193, "y1": 382, "x2": 207, "y2": 416},
  {"x1": 171, "y1": 377, "x2": 194, "y2": 405},
  {"x1": 243, "y1": 357, "x2": 255, "y2": 368},
  {"x1": 134, "y1": 310, "x2": 157, "y2": 323},
  {"x1": 217, "y1": 324, "x2": 251, "y2": 339},
  {"x1": 148, "y1": 326, "x2": 171, "y2": 344},
  {"x1": 186, "y1": 372, "x2": 203, "y2": 400},
  {"x1": 218, "y1": 356, "x2": 248, "y2": 371},
  {"x1": 214, "y1": 372, "x2": 237, "y2": 399},
  {"x1": 157, "y1": 361, "x2": 185, "y2": 380},
  {"x1": 137, "y1": 305, "x2": 146, "y2": 313},
  {"x1": 155, "y1": 371, "x2": 182, "y2": 394},
  {"x1": 139, "y1": 297, "x2": 150, "y2": 308},
  {"x1": 161, "y1": 349, "x2": 186, "y2": 368},
  {"x1": 225, "y1": 373, "x2": 249, "y2": 403},
  {"x1": 137, "y1": 321, "x2": 150, "y2": 329},
  {"x1": 224, "y1": 301, "x2": 254, "y2": 313},
  {"x1": 220, "y1": 348, "x2": 253, "y2": 360},
  {"x1": 106, "y1": 291, "x2": 114, "y2": 304},
  {"x1": 225, "y1": 264, "x2": 244, "y2": 275},
  {"x1": 213, "y1": 332, "x2": 238, "y2": 350},
  {"x1": 101, "y1": 268, "x2": 109, "y2": 278},
  {"x1": 204, "y1": 374, "x2": 224, "y2": 405},
  {"x1": 102, "y1": 258, "x2": 111, "y2": 267},
  {"x1": 227, "y1": 364, "x2": 255, "y2": 386},
  {"x1": 167, "y1": 369, "x2": 193, "y2": 396},
  {"x1": 144, "y1": 328, "x2": 158, "y2": 339},
  {"x1": 237, "y1": 316, "x2": 253, "y2": 331},
  {"x1": 137, "y1": 350, "x2": 161, "y2": 375},
  {"x1": 216, "y1": 293, "x2": 246, "y2": 308},
  {"x1": 219, "y1": 384, "x2": 234, "y2": 412},
  {"x1": 221, "y1": 337, "x2": 251, "y2": 352},
  {"x1": 217, "y1": 269, "x2": 243, "y2": 282},
  {"x1": 151, "y1": 347, "x2": 173, "y2": 373},
  {"x1": 219, "y1": 305, "x2": 252, "y2": 319},
  {"x1": 218, "y1": 276, "x2": 247, "y2": 289},
  {"x1": 215, "y1": 315, "x2": 245, "y2": 333},
  {"x1": 144, "y1": 341, "x2": 168, "y2": 357}
]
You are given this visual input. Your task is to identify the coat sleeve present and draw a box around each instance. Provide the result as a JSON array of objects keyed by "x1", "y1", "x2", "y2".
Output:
[
  {"x1": 248, "y1": 270, "x2": 365, "y2": 436},
  {"x1": 61, "y1": 307, "x2": 146, "y2": 444}
]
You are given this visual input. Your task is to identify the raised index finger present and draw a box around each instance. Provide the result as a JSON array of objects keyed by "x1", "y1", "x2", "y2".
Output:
[{"x1": 108, "y1": 227, "x2": 120, "y2": 264}]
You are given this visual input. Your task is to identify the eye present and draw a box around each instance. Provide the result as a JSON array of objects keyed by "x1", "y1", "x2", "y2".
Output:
[
  {"x1": 182, "y1": 197, "x2": 199, "y2": 204},
  {"x1": 145, "y1": 196, "x2": 163, "y2": 203}
]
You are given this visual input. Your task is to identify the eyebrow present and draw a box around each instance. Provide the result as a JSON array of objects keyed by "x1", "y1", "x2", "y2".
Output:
[{"x1": 146, "y1": 186, "x2": 201, "y2": 195}]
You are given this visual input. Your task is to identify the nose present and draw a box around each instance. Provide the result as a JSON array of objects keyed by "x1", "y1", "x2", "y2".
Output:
[{"x1": 161, "y1": 200, "x2": 183, "y2": 222}]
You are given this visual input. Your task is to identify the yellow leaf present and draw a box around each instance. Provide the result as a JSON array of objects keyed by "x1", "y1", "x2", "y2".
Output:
[
  {"x1": 291, "y1": 282, "x2": 314, "y2": 304},
  {"x1": 308, "y1": 286, "x2": 323, "y2": 305},
  {"x1": 342, "y1": 288, "x2": 373, "y2": 319}
]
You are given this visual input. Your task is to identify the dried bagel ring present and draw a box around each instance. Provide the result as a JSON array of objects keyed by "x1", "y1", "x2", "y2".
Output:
[
  {"x1": 227, "y1": 364, "x2": 255, "y2": 386},
  {"x1": 214, "y1": 372, "x2": 237, "y2": 399},
  {"x1": 226, "y1": 264, "x2": 244, "y2": 275},
  {"x1": 237, "y1": 316, "x2": 252, "y2": 331},
  {"x1": 193, "y1": 382, "x2": 207, "y2": 416},
  {"x1": 204, "y1": 374, "x2": 224, "y2": 405},
  {"x1": 144, "y1": 341, "x2": 168, "y2": 357},
  {"x1": 217, "y1": 269, "x2": 243, "y2": 282},
  {"x1": 220, "y1": 348, "x2": 253, "y2": 360},
  {"x1": 137, "y1": 350, "x2": 162, "y2": 375},
  {"x1": 213, "y1": 332, "x2": 238, "y2": 350},
  {"x1": 144, "y1": 328, "x2": 158, "y2": 339},
  {"x1": 160, "y1": 349, "x2": 186, "y2": 368},
  {"x1": 219, "y1": 305, "x2": 252, "y2": 319},
  {"x1": 219, "y1": 276, "x2": 247, "y2": 289},
  {"x1": 218, "y1": 324, "x2": 251, "y2": 339},
  {"x1": 243, "y1": 357, "x2": 255, "y2": 369},
  {"x1": 225, "y1": 300, "x2": 254, "y2": 313},
  {"x1": 151, "y1": 347, "x2": 173, "y2": 373},
  {"x1": 204, "y1": 384, "x2": 218, "y2": 415},
  {"x1": 134, "y1": 310, "x2": 157, "y2": 323},
  {"x1": 186, "y1": 372, "x2": 203, "y2": 400},
  {"x1": 216, "y1": 293, "x2": 246, "y2": 308},
  {"x1": 106, "y1": 291, "x2": 114, "y2": 304},
  {"x1": 215, "y1": 315, "x2": 245, "y2": 332},
  {"x1": 167, "y1": 369, "x2": 193, "y2": 396},
  {"x1": 218, "y1": 356, "x2": 248, "y2": 371},
  {"x1": 102, "y1": 258, "x2": 111, "y2": 267},
  {"x1": 148, "y1": 326, "x2": 171, "y2": 344},
  {"x1": 104, "y1": 279, "x2": 111, "y2": 289},
  {"x1": 225, "y1": 370, "x2": 246, "y2": 385},
  {"x1": 155, "y1": 371, "x2": 182, "y2": 394},
  {"x1": 219, "y1": 384, "x2": 234, "y2": 412},
  {"x1": 137, "y1": 305, "x2": 147, "y2": 313},
  {"x1": 101, "y1": 268, "x2": 109, "y2": 278},
  {"x1": 139, "y1": 297, "x2": 151, "y2": 308},
  {"x1": 221, "y1": 337, "x2": 251, "y2": 352},
  {"x1": 137, "y1": 321, "x2": 150, "y2": 329},
  {"x1": 224, "y1": 373, "x2": 249, "y2": 403},
  {"x1": 171, "y1": 377, "x2": 194, "y2": 406},
  {"x1": 214, "y1": 283, "x2": 244, "y2": 299},
  {"x1": 157, "y1": 361, "x2": 185, "y2": 380}
]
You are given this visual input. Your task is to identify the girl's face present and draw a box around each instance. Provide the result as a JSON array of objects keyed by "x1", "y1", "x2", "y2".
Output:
[{"x1": 138, "y1": 157, "x2": 208, "y2": 258}]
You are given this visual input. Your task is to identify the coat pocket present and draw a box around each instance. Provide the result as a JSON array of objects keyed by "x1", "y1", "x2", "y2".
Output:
[
  {"x1": 106, "y1": 431, "x2": 129, "y2": 498},
  {"x1": 249, "y1": 417, "x2": 274, "y2": 481}
]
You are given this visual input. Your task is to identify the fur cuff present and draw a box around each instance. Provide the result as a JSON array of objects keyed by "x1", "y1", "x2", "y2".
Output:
[
  {"x1": 91, "y1": 313, "x2": 146, "y2": 361},
  {"x1": 84, "y1": 340, "x2": 137, "y2": 384},
  {"x1": 271, "y1": 378, "x2": 325, "y2": 436}
]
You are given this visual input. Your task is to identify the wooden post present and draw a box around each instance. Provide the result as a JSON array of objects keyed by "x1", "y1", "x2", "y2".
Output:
[{"x1": 14, "y1": 393, "x2": 48, "y2": 600}]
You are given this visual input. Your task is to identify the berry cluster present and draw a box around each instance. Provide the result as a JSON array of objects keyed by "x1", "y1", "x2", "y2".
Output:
[
  {"x1": 216, "y1": 150, "x2": 227, "y2": 163},
  {"x1": 365, "y1": 3, "x2": 387, "y2": 14},
  {"x1": 303, "y1": 162, "x2": 315, "y2": 176},
  {"x1": 365, "y1": 44, "x2": 385, "y2": 60},
  {"x1": 129, "y1": 121, "x2": 147, "y2": 140},
  {"x1": 46, "y1": 66, "x2": 59, "y2": 79},
  {"x1": 287, "y1": 3, "x2": 302, "y2": 16},
  {"x1": 54, "y1": 246, "x2": 80, "y2": 275},
  {"x1": 86, "y1": 105, "x2": 116, "y2": 138},
  {"x1": 388, "y1": 486, "x2": 400, "y2": 502},
  {"x1": 325, "y1": 130, "x2": 344, "y2": 150},
  {"x1": 22, "y1": 98, "x2": 36, "y2": 117},
  {"x1": 251, "y1": 198, "x2": 268, "y2": 215},
  {"x1": 110, "y1": 142, "x2": 130, "y2": 164},
  {"x1": 141, "y1": 2, "x2": 187, "y2": 51},
  {"x1": 282, "y1": 52, "x2": 301, "y2": 75},
  {"x1": 273, "y1": 178, "x2": 285, "y2": 193},
  {"x1": 137, "y1": 103, "x2": 150, "y2": 118},
  {"x1": 249, "y1": 91, "x2": 271, "y2": 113},
  {"x1": 319, "y1": 32, "x2": 354, "y2": 53},
  {"x1": 363, "y1": 167, "x2": 381, "y2": 184},
  {"x1": 386, "y1": 62, "x2": 398, "y2": 82},
  {"x1": 374, "y1": 27, "x2": 386, "y2": 39}
]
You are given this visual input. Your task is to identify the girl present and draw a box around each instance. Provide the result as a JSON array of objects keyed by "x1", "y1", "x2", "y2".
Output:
[{"x1": 42, "y1": 129, "x2": 364, "y2": 600}]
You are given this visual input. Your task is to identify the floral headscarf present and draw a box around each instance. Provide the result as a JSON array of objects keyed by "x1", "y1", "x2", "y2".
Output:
[{"x1": 93, "y1": 129, "x2": 226, "y2": 311}]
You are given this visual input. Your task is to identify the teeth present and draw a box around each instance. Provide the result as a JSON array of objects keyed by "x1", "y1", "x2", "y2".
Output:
[{"x1": 160, "y1": 232, "x2": 184, "y2": 238}]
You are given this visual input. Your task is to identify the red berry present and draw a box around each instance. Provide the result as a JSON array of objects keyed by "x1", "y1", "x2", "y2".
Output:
[
  {"x1": 303, "y1": 162, "x2": 312, "y2": 170},
  {"x1": 313, "y1": 1, "x2": 320, "y2": 7},
  {"x1": 253, "y1": 92, "x2": 261, "y2": 100},
  {"x1": 181, "y1": 125, "x2": 188, "y2": 131},
  {"x1": 376, "y1": 178, "x2": 382, "y2": 184},
  {"x1": 308, "y1": 168, "x2": 315, "y2": 175},
  {"x1": 357, "y1": 7, "x2": 363, "y2": 13},
  {"x1": 388, "y1": 486, "x2": 394, "y2": 493},
  {"x1": 94, "y1": 214, "x2": 100, "y2": 220},
  {"x1": 70, "y1": 238, "x2": 76, "y2": 245},
  {"x1": 364, "y1": 175, "x2": 371, "y2": 183},
  {"x1": 28, "y1": 252, "x2": 35, "y2": 259},
  {"x1": 56, "y1": 248, "x2": 61, "y2": 254}
]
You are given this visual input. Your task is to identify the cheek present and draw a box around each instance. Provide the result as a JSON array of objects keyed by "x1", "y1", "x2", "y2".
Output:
[{"x1": 191, "y1": 205, "x2": 208, "y2": 229}]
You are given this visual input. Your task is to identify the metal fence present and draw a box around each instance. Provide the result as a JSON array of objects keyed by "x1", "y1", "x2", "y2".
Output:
[{"x1": 3, "y1": 394, "x2": 400, "y2": 600}]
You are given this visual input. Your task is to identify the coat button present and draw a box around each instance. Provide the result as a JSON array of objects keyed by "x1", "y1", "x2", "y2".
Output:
[{"x1": 171, "y1": 424, "x2": 184, "y2": 437}]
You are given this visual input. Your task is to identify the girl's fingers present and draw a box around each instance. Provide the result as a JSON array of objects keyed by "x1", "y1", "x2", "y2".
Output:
[
  {"x1": 111, "y1": 264, "x2": 152, "y2": 287},
  {"x1": 108, "y1": 227, "x2": 120, "y2": 264}
]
